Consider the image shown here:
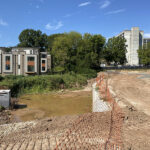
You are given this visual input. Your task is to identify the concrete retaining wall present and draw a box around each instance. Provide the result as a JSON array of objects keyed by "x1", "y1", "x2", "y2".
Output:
[{"x1": 92, "y1": 83, "x2": 110, "y2": 112}]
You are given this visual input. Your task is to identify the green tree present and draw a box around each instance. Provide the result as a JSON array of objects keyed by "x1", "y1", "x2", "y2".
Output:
[
  {"x1": 138, "y1": 42, "x2": 150, "y2": 66},
  {"x1": 103, "y1": 36, "x2": 127, "y2": 65},
  {"x1": 18, "y1": 29, "x2": 48, "y2": 51},
  {"x1": 5, "y1": 47, "x2": 12, "y2": 52},
  {"x1": 51, "y1": 32, "x2": 105, "y2": 73},
  {"x1": 90, "y1": 34, "x2": 106, "y2": 68},
  {"x1": 66, "y1": 31, "x2": 82, "y2": 72},
  {"x1": 51, "y1": 32, "x2": 82, "y2": 73},
  {"x1": 51, "y1": 34, "x2": 69, "y2": 73},
  {"x1": 47, "y1": 33, "x2": 64, "y2": 52},
  {"x1": 76, "y1": 33, "x2": 105, "y2": 70}
]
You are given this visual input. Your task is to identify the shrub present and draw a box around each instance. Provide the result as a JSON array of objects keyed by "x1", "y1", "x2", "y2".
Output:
[
  {"x1": 0, "y1": 75, "x2": 4, "y2": 81},
  {"x1": 77, "y1": 68, "x2": 97, "y2": 79},
  {"x1": 0, "y1": 73, "x2": 90, "y2": 97},
  {"x1": 0, "y1": 105, "x2": 5, "y2": 112}
]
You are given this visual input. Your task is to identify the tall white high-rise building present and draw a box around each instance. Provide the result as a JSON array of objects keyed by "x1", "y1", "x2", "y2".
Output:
[{"x1": 117, "y1": 27, "x2": 144, "y2": 66}]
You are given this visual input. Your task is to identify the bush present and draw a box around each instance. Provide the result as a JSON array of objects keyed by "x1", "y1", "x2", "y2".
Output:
[
  {"x1": 0, "y1": 105, "x2": 5, "y2": 112},
  {"x1": 0, "y1": 75, "x2": 4, "y2": 81},
  {"x1": 77, "y1": 68, "x2": 97, "y2": 79},
  {"x1": 0, "y1": 73, "x2": 89, "y2": 97}
]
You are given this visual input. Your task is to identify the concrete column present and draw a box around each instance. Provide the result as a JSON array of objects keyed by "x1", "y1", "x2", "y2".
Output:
[
  {"x1": 131, "y1": 27, "x2": 140, "y2": 65},
  {"x1": 47, "y1": 55, "x2": 51, "y2": 71}
]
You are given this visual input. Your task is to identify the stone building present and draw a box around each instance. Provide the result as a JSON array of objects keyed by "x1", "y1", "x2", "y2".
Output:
[
  {"x1": 117, "y1": 27, "x2": 144, "y2": 66},
  {"x1": 0, "y1": 47, "x2": 51, "y2": 76}
]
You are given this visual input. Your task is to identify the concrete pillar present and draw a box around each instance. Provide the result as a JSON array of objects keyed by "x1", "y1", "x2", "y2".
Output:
[
  {"x1": 47, "y1": 55, "x2": 51, "y2": 72},
  {"x1": 130, "y1": 27, "x2": 140, "y2": 65}
]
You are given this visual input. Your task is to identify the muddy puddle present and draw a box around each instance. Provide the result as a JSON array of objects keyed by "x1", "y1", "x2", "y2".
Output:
[{"x1": 12, "y1": 91, "x2": 92, "y2": 121}]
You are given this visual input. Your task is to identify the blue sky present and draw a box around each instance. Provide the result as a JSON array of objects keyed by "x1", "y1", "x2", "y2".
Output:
[{"x1": 0, "y1": 0, "x2": 150, "y2": 47}]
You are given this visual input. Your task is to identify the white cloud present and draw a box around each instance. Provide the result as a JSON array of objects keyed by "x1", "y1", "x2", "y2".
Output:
[
  {"x1": 78, "y1": 2, "x2": 91, "y2": 7},
  {"x1": 144, "y1": 33, "x2": 150, "y2": 38},
  {"x1": 0, "y1": 19, "x2": 8, "y2": 26},
  {"x1": 106, "y1": 9, "x2": 126, "y2": 15},
  {"x1": 45, "y1": 21, "x2": 63, "y2": 30},
  {"x1": 100, "y1": 0, "x2": 111, "y2": 9}
]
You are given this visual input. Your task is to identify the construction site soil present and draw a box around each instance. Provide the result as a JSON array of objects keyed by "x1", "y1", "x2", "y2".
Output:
[
  {"x1": 108, "y1": 71, "x2": 150, "y2": 150},
  {"x1": 0, "y1": 111, "x2": 12, "y2": 125},
  {"x1": 0, "y1": 71, "x2": 150, "y2": 150}
]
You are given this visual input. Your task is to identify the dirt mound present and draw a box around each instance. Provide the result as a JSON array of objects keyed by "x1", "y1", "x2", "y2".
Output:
[
  {"x1": 0, "y1": 112, "x2": 111, "y2": 149},
  {"x1": 108, "y1": 71, "x2": 150, "y2": 150}
]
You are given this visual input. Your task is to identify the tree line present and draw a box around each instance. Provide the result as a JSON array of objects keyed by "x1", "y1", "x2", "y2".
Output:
[
  {"x1": 138, "y1": 42, "x2": 150, "y2": 66},
  {"x1": 6, "y1": 29, "x2": 129, "y2": 74}
]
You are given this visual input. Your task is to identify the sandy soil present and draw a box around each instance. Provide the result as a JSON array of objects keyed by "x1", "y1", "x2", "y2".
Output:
[
  {"x1": 1, "y1": 72, "x2": 150, "y2": 149},
  {"x1": 108, "y1": 71, "x2": 150, "y2": 150},
  {"x1": 109, "y1": 71, "x2": 150, "y2": 116}
]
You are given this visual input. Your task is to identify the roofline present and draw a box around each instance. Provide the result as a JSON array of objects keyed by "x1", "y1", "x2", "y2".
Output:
[
  {"x1": 144, "y1": 38, "x2": 150, "y2": 40},
  {"x1": 116, "y1": 29, "x2": 144, "y2": 37},
  {"x1": 119, "y1": 29, "x2": 144, "y2": 33},
  {"x1": 12, "y1": 47, "x2": 40, "y2": 49},
  {"x1": 0, "y1": 47, "x2": 41, "y2": 49},
  {"x1": 0, "y1": 47, "x2": 6, "y2": 49}
]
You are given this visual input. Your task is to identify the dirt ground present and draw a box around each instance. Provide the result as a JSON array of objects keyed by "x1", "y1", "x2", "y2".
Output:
[
  {"x1": 108, "y1": 71, "x2": 150, "y2": 149},
  {"x1": 0, "y1": 112, "x2": 111, "y2": 149},
  {"x1": 109, "y1": 71, "x2": 150, "y2": 116},
  {"x1": 0, "y1": 71, "x2": 150, "y2": 149},
  {"x1": 0, "y1": 111, "x2": 12, "y2": 125}
]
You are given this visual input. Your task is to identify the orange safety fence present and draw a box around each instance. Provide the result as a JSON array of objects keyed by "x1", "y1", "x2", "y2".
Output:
[
  {"x1": 54, "y1": 73, "x2": 124, "y2": 150},
  {"x1": 97, "y1": 73, "x2": 124, "y2": 149}
]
